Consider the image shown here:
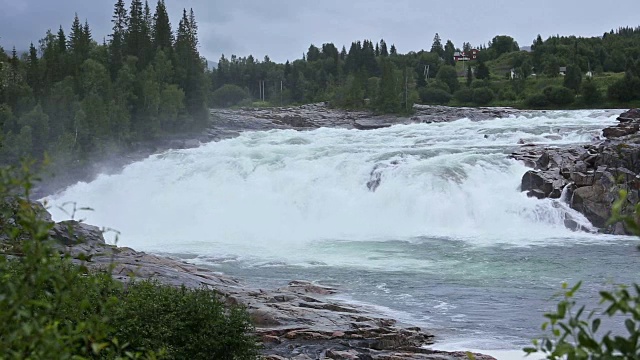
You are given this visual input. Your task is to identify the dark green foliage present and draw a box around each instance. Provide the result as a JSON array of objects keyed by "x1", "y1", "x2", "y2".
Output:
[
  {"x1": 607, "y1": 72, "x2": 640, "y2": 102},
  {"x1": 466, "y1": 65, "x2": 473, "y2": 87},
  {"x1": 475, "y1": 61, "x2": 490, "y2": 80},
  {"x1": 472, "y1": 87, "x2": 495, "y2": 105},
  {"x1": 453, "y1": 88, "x2": 474, "y2": 103},
  {"x1": 373, "y1": 59, "x2": 401, "y2": 113},
  {"x1": 435, "y1": 65, "x2": 459, "y2": 93},
  {"x1": 211, "y1": 84, "x2": 249, "y2": 107},
  {"x1": 113, "y1": 281, "x2": 258, "y2": 360},
  {"x1": 580, "y1": 78, "x2": 602, "y2": 105},
  {"x1": 419, "y1": 87, "x2": 451, "y2": 105},
  {"x1": 525, "y1": 93, "x2": 550, "y2": 108},
  {"x1": 489, "y1": 35, "x2": 519, "y2": 56},
  {"x1": 525, "y1": 282, "x2": 640, "y2": 360},
  {"x1": 0, "y1": 164, "x2": 259, "y2": 359},
  {"x1": 563, "y1": 65, "x2": 582, "y2": 92},
  {"x1": 0, "y1": 1, "x2": 209, "y2": 168},
  {"x1": 543, "y1": 86, "x2": 575, "y2": 106}
]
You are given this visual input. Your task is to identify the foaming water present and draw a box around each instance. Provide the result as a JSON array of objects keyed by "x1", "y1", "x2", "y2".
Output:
[
  {"x1": 47, "y1": 110, "x2": 616, "y2": 261},
  {"x1": 44, "y1": 109, "x2": 640, "y2": 351}
]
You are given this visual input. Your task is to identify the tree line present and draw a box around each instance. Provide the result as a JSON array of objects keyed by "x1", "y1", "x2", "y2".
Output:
[
  {"x1": 3, "y1": 4, "x2": 640, "y2": 169},
  {"x1": 0, "y1": 0, "x2": 209, "y2": 167}
]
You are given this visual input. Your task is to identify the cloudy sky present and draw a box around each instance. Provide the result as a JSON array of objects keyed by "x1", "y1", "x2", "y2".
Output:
[{"x1": 1, "y1": 0, "x2": 639, "y2": 63}]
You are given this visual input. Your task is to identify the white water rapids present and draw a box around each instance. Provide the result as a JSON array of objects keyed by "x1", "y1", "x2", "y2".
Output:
[{"x1": 45, "y1": 109, "x2": 640, "y2": 358}]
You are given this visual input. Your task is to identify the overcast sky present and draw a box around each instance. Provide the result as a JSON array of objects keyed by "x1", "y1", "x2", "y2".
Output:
[{"x1": 1, "y1": 0, "x2": 640, "y2": 63}]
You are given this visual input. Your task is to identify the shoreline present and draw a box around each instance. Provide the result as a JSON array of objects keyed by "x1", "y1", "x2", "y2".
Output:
[{"x1": 41, "y1": 219, "x2": 497, "y2": 360}]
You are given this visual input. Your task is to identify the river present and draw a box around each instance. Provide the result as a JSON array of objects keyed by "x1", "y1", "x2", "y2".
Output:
[{"x1": 46, "y1": 109, "x2": 640, "y2": 359}]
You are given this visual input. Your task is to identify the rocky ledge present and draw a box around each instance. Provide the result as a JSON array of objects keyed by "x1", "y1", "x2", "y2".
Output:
[
  {"x1": 12, "y1": 215, "x2": 494, "y2": 360},
  {"x1": 209, "y1": 103, "x2": 516, "y2": 134},
  {"x1": 512, "y1": 109, "x2": 640, "y2": 234}
]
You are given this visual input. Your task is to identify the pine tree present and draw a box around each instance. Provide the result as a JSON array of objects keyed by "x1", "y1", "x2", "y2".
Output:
[
  {"x1": 380, "y1": 39, "x2": 388, "y2": 57},
  {"x1": 431, "y1": 33, "x2": 444, "y2": 57},
  {"x1": 444, "y1": 40, "x2": 456, "y2": 66},
  {"x1": 152, "y1": 0, "x2": 173, "y2": 51},
  {"x1": 390, "y1": 44, "x2": 397, "y2": 56},
  {"x1": 466, "y1": 64, "x2": 473, "y2": 87},
  {"x1": 26, "y1": 43, "x2": 40, "y2": 95},
  {"x1": 110, "y1": 0, "x2": 128, "y2": 75},
  {"x1": 57, "y1": 26, "x2": 67, "y2": 54},
  {"x1": 125, "y1": 0, "x2": 152, "y2": 67}
]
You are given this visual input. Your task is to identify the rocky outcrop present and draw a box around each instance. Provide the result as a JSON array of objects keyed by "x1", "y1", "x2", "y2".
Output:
[{"x1": 512, "y1": 109, "x2": 640, "y2": 234}]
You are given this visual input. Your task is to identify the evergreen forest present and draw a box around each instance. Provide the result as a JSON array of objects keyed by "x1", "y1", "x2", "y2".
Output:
[{"x1": 2, "y1": 1, "x2": 640, "y2": 169}]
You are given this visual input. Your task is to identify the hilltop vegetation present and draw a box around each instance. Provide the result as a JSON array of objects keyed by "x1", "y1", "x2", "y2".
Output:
[{"x1": 1, "y1": 1, "x2": 640, "y2": 170}]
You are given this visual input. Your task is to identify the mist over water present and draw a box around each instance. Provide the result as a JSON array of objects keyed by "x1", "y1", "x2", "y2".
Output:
[{"x1": 46, "y1": 109, "x2": 640, "y2": 353}]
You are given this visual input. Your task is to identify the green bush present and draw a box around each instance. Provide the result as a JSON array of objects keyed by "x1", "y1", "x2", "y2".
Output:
[
  {"x1": 525, "y1": 93, "x2": 550, "y2": 108},
  {"x1": 580, "y1": 79, "x2": 602, "y2": 105},
  {"x1": 453, "y1": 88, "x2": 474, "y2": 103},
  {"x1": 472, "y1": 87, "x2": 495, "y2": 106},
  {"x1": 419, "y1": 87, "x2": 452, "y2": 105},
  {"x1": 113, "y1": 281, "x2": 258, "y2": 360},
  {"x1": 607, "y1": 73, "x2": 640, "y2": 102},
  {"x1": 0, "y1": 163, "x2": 259, "y2": 359},
  {"x1": 543, "y1": 86, "x2": 575, "y2": 106},
  {"x1": 499, "y1": 88, "x2": 517, "y2": 101},
  {"x1": 210, "y1": 84, "x2": 250, "y2": 108},
  {"x1": 525, "y1": 282, "x2": 640, "y2": 359}
]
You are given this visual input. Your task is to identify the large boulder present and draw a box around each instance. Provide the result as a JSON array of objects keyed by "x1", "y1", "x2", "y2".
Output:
[
  {"x1": 571, "y1": 185, "x2": 612, "y2": 228},
  {"x1": 617, "y1": 108, "x2": 640, "y2": 122},
  {"x1": 49, "y1": 220, "x2": 106, "y2": 246},
  {"x1": 521, "y1": 169, "x2": 565, "y2": 199}
]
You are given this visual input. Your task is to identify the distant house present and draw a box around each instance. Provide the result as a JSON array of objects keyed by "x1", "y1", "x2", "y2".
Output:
[
  {"x1": 586, "y1": 71, "x2": 594, "y2": 78},
  {"x1": 559, "y1": 67, "x2": 567, "y2": 76},
  {"x1": 454, "y1": 49, "x2": 480, "y2": 62}
]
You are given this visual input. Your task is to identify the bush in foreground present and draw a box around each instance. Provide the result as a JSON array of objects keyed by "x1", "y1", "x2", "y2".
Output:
[{"x1": 0, "y1": 163, "x2": 258, "y2": 359}]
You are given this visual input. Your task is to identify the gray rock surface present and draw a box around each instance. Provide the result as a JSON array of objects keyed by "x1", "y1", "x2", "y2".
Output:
[{"x1": 512, "y1": 108, "x2": 640, "y2": 234}]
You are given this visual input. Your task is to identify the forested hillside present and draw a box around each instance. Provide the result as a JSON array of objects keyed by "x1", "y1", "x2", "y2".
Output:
[
  {"x1": 0, "y1": 0, "x2": 209, "y2": 167},
  {"x1": 2, "y1": 1, "x2": 640, "y2": 170},
  {"x1": 209, "y1": 28, "x2": 640, "y2": 111}
]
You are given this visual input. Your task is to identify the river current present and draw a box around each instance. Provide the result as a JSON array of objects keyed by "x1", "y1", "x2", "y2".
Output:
[{"x1": 46, "y1": 109, "x2": 640, "y2": 358}]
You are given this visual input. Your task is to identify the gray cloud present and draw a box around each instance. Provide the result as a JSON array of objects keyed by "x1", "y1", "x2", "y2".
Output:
[{"x1": 1, "y1": 0, "x2": 639, "y2": 63}]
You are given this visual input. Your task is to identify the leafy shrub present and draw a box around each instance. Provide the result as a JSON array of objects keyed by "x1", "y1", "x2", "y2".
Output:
[
  {"x1": 113, "y1": 281, "x2": 258, "y2": 360},
  {"x1": 607, "y1": 73, "x2": 640, "y2": 102},
  {"x1": 580, "y1": 79, "x2": 602, "y2": 105},
  {"x1": 0, "y1": 163, "x2": 259, "y2": 359},
  {"x1": 525, "y1": 93, "x2": 550, "y2": 108},
  {"x1": 525, "y1": 282, "x2": 640, "y2": 359},
  {"x1": 210, "y1": 84, "x2": 250, "y2": 108},
  {"x1": 419, "y1": 87, "x2": 452, "y2": 105},
  {"x1": 543, "y1": 86, "x2": 575, "y2": 106},
  {"x1": 472, "y1": 87, "x2": 495, "y2": 106},
  {"x1": 453, "y1": 88, "x2": 474, "y2": 103},
  {"x1": 499, "y1": 88, "x2": 517, "y2": 101}
]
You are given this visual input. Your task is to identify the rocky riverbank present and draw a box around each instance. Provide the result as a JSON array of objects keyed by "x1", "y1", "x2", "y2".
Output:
[
  {"x1": 23, "y1": 214, "x2": 493, "y2": 360},
  {"x1": 512, "y1": 108, "x2": 640, "y2": 234}
]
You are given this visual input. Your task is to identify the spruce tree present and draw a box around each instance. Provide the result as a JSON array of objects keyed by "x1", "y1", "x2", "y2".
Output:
[
  {"x1": 390, "y1": 44, "x2": 397, "y2": 56},
  {"x1": 431, "y1": 33, "x2": 444, "y2": 57},
  {"x1": 110, "y1": 0, "x2": 128, "y2": 75},
  {"x1": 57, "y1": 26, "x2": 67, "y2": 54},
  {"x1": 380, "y1": 39, "x2": 388, "y2": 57},
  {"x1": 152, "y1": 0, "x2": 173, "y2": 51}
]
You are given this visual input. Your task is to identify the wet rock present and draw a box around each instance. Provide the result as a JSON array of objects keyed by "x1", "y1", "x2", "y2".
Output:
[
  {"x1": 617, "y1": 108, "x2": 640, "y2": 122},
  {"x1": 570, "y1": 185, "x2": 611, "y2": 228},
  {"x1": 603, "y1": 124, "x2": 639, "y2": 138},
  {"x1": 521, "y1": 170, "x2": 564, "y2": 199},
  {"x1": 50, "y1": 220, "x2": 105, "y2": 246}
]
